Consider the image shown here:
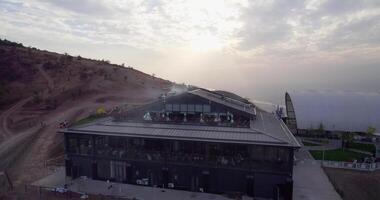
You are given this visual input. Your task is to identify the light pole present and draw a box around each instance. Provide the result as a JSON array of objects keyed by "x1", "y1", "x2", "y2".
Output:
[{"x1": 322, "y1": 148, "x2": 325, "y2": 166}]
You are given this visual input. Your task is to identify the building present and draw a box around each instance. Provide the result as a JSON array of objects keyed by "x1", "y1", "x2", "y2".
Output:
[
  {"x1": 61, "y1": 89, "x2": 300, "y2": 199},
  {"x1": 285, "y1": 90, "x2": 380, "y2": 135}
]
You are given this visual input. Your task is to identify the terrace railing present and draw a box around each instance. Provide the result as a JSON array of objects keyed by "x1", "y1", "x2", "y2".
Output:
[{"x1": 322, "y1": 161, "x2": 380, "y2": 171}]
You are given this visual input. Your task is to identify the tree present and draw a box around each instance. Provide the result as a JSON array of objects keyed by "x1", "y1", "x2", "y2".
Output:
[
  {"x1": 366, "y1": 126, "x2": 376, "y2": 138},
  {"x1": 317, "y1": 123, "x2": 324, "y2": 134},
  {"x1": 96, "y1": 107, "x2": 106, "y2": 115},
  {"x1": 342, "y1": 132, "x2": 354, "y2": 150}
]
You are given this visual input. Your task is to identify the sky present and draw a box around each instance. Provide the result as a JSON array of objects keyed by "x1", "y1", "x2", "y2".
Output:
[{"x1": 1, "y1": 0, "x2": 380, "y2": 105}]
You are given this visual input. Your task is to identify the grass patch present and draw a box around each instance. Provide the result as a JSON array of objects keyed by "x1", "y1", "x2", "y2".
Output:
[
  {"x1": 72, "y1": 114, "x2": 105, "y2": 126},
  {"x1": 310, "y1": 149, "x2": 367, "y2": 162},
  {"x1": 302, "y1": 141, "x2": 321, "y2": 146},
  {"x1": 348, "y1": 142, "x2": 376, "y2": 154}
]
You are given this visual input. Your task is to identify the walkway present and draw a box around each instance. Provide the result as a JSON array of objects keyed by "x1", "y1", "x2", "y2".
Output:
[
  {"x1": 293, "y1": 143, "x2": 342, "y2": 200},
  {"x1": 301, "y1": 138, "x2": 341, "y2": 151},
  {"x1": 33, "y1": 168, "x2": 249, "y2": 200},
  {"x1": 347, "y1": 148, "x2": 373, "y2": 156},
  {"x1": 68, "y1": 179, "x2": 236, "y2": 200}
]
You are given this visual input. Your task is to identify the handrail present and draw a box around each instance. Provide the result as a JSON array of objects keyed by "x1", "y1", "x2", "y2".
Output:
[{"x1": 322, "y1": 160, "x2": 380, "y2": 171}]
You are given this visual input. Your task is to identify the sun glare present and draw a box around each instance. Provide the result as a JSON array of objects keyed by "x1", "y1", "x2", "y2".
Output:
[
  {"x1": 190, "y1": 34, "x2": 223, "y2": 52},
  {"x1": 178, "y1": 0, "x2": 242, "y2": 53}
]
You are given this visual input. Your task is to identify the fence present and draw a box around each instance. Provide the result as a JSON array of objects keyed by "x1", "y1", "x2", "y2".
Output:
[{"x1": 322, "y1": 161, "x2": 380, "y2": 171}]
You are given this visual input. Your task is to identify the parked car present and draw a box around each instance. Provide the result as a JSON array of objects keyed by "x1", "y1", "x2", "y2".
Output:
[{"x1": 51, "y1": 187, "x2": 67, "y2": 193}]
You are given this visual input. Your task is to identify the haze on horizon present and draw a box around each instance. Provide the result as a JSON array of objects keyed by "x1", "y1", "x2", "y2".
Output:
[{"x1": 1, "y1": 0, "x2": 380, "y2": 105}]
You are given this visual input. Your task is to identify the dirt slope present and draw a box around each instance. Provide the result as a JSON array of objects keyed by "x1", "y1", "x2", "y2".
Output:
[
  {"x1": 0, "y1": 39, "x2": 173, "y2": 189},
  {"x1": 324, "y1": 168, "x2": 380, "y2": 200}
]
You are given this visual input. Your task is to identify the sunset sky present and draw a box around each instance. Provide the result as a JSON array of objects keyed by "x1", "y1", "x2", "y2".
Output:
[{"x1": 1, "y1": 0, "x2": 380, "y2": 104}]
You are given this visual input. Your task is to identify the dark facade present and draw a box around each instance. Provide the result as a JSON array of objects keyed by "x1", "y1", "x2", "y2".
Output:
[
  {"x1": 285, "y1": 92, "x2": 298, "y2": 134},
  {"x1": 62, "y1": 89, "x2": 299, "y2": 199}
]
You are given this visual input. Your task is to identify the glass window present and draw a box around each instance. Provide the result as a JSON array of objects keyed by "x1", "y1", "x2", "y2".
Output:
[
  {"x1": 165, "y1": 104, "x2": 172, "y2": 111},
  {"x1": 97, "y1": 160, "x2": 110, "y2": 180},
  {"x1": 95, "y1": 136, "x2": 106, "y2": 147},
  {"x1": 203, "y1": 105, "x2": 211, "y2": 113},
  {"x1": 109, "y1": 136, "x2": 124, "y2": 148},
  {"x1": 195, "y1": 104, "x2": 203, "y2": 112},
  {"x1": 173, "y1": 104, "x2": 180, "y2": 111},
  {"x1": 250, "y1": 145, "x2": 265, "y2": 160},
  {"x1": 188, "y1": 104, "x2": 195, "y2": 112},
  {"x1": 110, "y1": 161, "x2": 127, "y2": 182},
  {"x1": 264, "y1": 146, "x2": 277, "y2": 162},
  {"x1": 68, "y1": 137, "x2": 78, "y2": 154},
  {"x1": 173, "y1": 141, "x2": 179, "y2": 151},
  {"x1": 180, "y1": 104, "x2": 187, "y2": 112},
  {"x1": 95, "y1": 136, "x2": 108, "y2": 156},
  {"x1": 277, "y1": 148, "x2": 289, "y2": 162},
  {"x1": 79, "y1": 138, "x2": 92, "y2": 155}
]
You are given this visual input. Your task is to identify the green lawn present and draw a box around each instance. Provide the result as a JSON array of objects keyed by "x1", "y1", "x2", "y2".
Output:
[
  {"x1": 302, "y1": 141, "x2": 321, "y2": 146},
  {"x1": 310, "y1": 149, "x2": 367, "y2": 162},
  {"x1": 349, "y1": 142, "x2": 376, "y2": 154}
]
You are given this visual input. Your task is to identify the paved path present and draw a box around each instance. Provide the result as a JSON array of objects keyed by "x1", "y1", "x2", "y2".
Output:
[
  {"x1": 346, "y1": 148, "x2": 373, "y2": 156},
  {"x1": 301, "y1": 138, "x2": 341, "y2": 151},
  {"x1": 293, "y1": 145, "x2": 342, "y2": 200},
  {"x1": 33, "y1": 168, "x2": 246, "y2": 200},
  {"x1": 69, "y1": 179, "x2": 236, "y2": 200}
]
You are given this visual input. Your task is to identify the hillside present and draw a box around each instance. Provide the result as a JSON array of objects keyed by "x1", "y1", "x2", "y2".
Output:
[
  {"x1": 0, "y1": 39, "x2": 171, "y2": 109},
  {"x1": 0, "y1": 39, "x2": 173, "y2": 188}
]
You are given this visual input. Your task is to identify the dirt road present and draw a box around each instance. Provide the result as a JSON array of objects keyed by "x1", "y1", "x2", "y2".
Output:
[
  {"x1": 0, "y1": 97, "x2": 33, "y2": 141},
  {"x1": 0, "y1": 89, "x2": 161, "y2": 186},
  {"x1": 0, "y1": 64, "x2": 54, "y2": 141}
]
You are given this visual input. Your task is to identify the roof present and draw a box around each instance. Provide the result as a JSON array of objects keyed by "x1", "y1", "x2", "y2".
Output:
[
  {"x1": 250, "y1": 109, "x2": 301, "y2": 147},
  {"x1": 61, "y1": 120, "x2": 299, "y2": 147},
  {"x1": 286, "y1": 90, "x2": 380, "y2": 132},
  {"x1": 189, "y1": 89, "x2": 257, "y2": 116}
]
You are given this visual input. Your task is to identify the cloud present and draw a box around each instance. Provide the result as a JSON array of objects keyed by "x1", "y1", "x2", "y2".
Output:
[
  {"x1": 314, "y1": 0, "x2": 380, "y2": 16},
  {"x1": 316, "y1": 11, "x2": 380, "y2": 50},
  {"x1": 1, "y1": 0, "x2": 380, "y2": 61},
  {"x1": 237, "y1": 0, "x2": 305, "y2": 49},
  {"x1": 232, "y1": 0, "x2": 380, "y2": 64},
  {"x1": 1, "y1": 0, "x2": 380, "y2": 103},
  {"x1": 41, "y1": 0, "x2": 115, "y2": 16}
]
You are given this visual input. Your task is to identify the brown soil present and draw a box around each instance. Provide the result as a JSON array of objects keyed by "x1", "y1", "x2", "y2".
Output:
[
  {"x1": 324, "y1": 167, "x2": 380, "y2": 200},
  {"x1": 0, "y1": 40, "x2": 173, "y2": 192}
]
